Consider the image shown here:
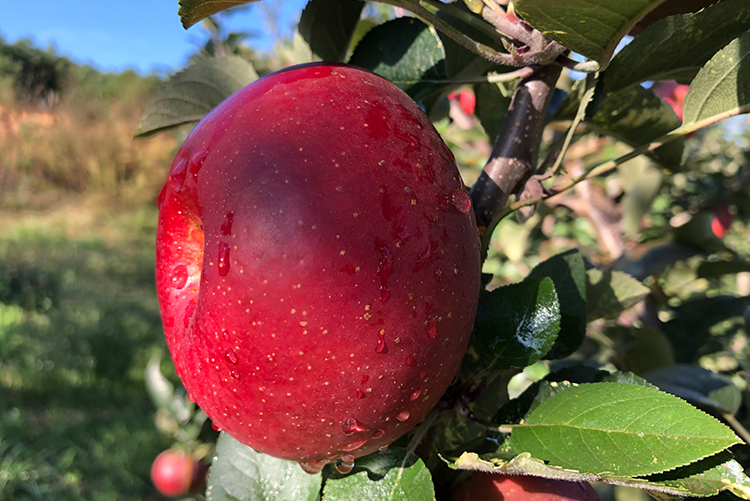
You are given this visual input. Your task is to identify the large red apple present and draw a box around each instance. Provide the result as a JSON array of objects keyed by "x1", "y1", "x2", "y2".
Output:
[
  {"x1": 155, "y1": 63, "x2": 481, "y2": 469},
  {"x1": 453, "y1": 473, "x2": 601, "y2": 501}
]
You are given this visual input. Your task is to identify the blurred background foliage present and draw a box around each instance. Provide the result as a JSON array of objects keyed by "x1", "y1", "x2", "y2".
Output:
[{"x1": 2, "y1": 2, "x2": 750, "y2": 499}]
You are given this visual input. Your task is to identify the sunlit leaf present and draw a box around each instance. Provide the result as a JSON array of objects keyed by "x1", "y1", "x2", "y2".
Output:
[{"x1": 178, "y1": 0, "x2": 260, "y2": 29}]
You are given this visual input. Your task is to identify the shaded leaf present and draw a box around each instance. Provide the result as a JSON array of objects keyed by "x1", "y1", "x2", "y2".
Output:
[
  {"x1": 511, "y1": 383, "x2": 740, "y2": 477},
  {"x1": 472, "y1": 277, "x2": 560, "y2": 369},
  {"x1": 207, "y1": 433, "x2": 321, "y2": 501},
  {"x1": 474, "y1": 82, "x2": 512, "y2": 141},
  {"x1": 322, "y1": 449, "x2": 435, "y2": 501},
  {"x1": 683, "y1": 32, "x2": 750, "y2": 124},
  {"x1": 604, "y1": 0, "x2": 750, "y2": 94},
  {"x1": 698, "y1": 260, "x2": 750, "y2": 278},
  {"x1": 514, "y1": 0, "x2": 664, "y2": 69},
  {"x1": 586, "y1": 269, "x2": 649, "y2": 321},
  {"x1": 178, "y1": 0, "x2": 259, "y2": 29},
  {"x1": 349, "y1": 17, "x2": 446, "y2": 102},
  {"x1": 528, "y1": 250, "x2": 586, "y2": 359},
  {"x1": 136, "y1": 56, "x2": 258, "y2": 137},
  {"x1": 645, "y1": 364, "x2": 742, "y2": 415},
  {"x1": 298, "y1": 0, "x2": 365, "y2": 62}
]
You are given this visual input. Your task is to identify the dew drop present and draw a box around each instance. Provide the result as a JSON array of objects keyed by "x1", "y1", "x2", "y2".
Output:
[
  {"x1": 168, "y1": 158, "x2": 188, "y2": 192},
  {"x1": 221, "y1": 211, "x2": 234, "y2": 236},
  {"x1": 171, "y1": 264, "x2": 188, "y2": 289},
  {"x1": 419, "y1": 370, "x2": 426, "y2": 379},
  {"x1": 341, "y1": 438, "x2": 367, "y2": 451},
  {"x1": 336, "y1": 455, "x2": 355, "y2": 474},
  {"x1": 211, "y1": 422, "x2": 222, "y2": 431},
  {"x1": 410, "y1": 389, "x2": 422, "y2": 401},
  {"x1": 372, "y1": 429, "x2": 386, "y2": 438},
  {"x1": 451, "y1": 188, "x2": 472, "y2": 214},
  {"x1": 189, "y1": 150, "x2": 208, "y2": 182},
  {"x1": 405, "y1": 355, "x2": 413, "y2": 367},
  {"x1": 356, "y1": 389, "x2": 365, "y2": 399},
  {"x1": 225, "y1": 349, "x2": 239, "y2": 365},
  {"x1": 340, "y1": 263, "x2": 356, "y2": 275},
  {"x1": 222, "y1": 331, "x2": 230, "y2": 341},
  {"x1": 375, "y1": 239, "x2": 393, "y2": 304},
  {"x1": 396, "y1": 410, "x2": 410, "y2": 422},
  {"x1": 426, "y1": 318, "x2": 437, "y2": 340},
  {"x1": 378, "y1": 444, "x2": 389, "y2": 451},
  {"x1": 230, "y1": 370, "x2": 241, "y2": 380},
  {"x1": 299, "y1": 459, "x2": 327, "y2": 475},
  {"x1": 361, "y1": 375, "x2": 369, "y2": 385},
  {"x1": 375, "y1": 331, "x2": 387, "y2": 353},
  {"x1": 218, "y1": 242, "x2": 231, "y2": 277},
  {"x1": 414, "y1": 240, "x2": 439, "y2": 272},
  {"x1": 342, "y1": 417, "x2": 367, "y2": 435}
]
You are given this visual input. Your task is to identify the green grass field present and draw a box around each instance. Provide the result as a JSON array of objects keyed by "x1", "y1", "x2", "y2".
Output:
[{"x1": 0, "y1": 201, "x2": 175, "y2": 500}]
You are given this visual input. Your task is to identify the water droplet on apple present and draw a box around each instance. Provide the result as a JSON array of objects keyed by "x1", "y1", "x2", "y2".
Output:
[
  {"x1": 414, "y1": 240, "x2": 439, "y2": 272},
  {"x1": 419, "y1": 370, "x2": 426, "y2": 379},
  {"x1": 336, "y1": 454, "x2": 355, "y2": 474},
  {"x1": 341, "y1": 438, "x2": 367, "y2": 451},
  {"x1": 426, "y1": 318, "x2": 437, "y2": 340},
  {"x1": 342, "y1": 417, "x2": 367, "y2": 435},
  {"x1": 378, "y1": 444, "x2": 389, "y2": 451},
  {"x1": 375, "y1": 239, "x2": 393, "y2": 304},
  {"x1": 225, "y1": 349, "x2": 238, "y2": 365},
  {"x1": 169, "y1": 158, "x2": 188, "y2": 192},
  {"x1": 171, "y1": 264, "x2": 188, "y2": 289},
  {"x1": 361, "y1": 375, "x2": 369, "y2": 384},
  {"x1": 299, "y1": 459, "x2": 327, "y2": 474},
  {"x1": 221, "y1": 211, "x2": 234, "y2": 236},
  {"x1": 375, "y1": 331, "x2": 387, "y2": 353},
  {"x1": 230, "y1": 370, "x2": 241, "y2": 380},
  {"x1": 189, "y1": 150, "x2": 208, "y2": 182},
  {"x1": 340, "y1": 263, "x2": 356, "y2": 275},
  {"x1": 356, "y1": 389, "x2": 364, "y2": 399},
  {"x1": 222, "y1": 331, "x2": 230, "y2": 341},
  {"x1": 405, "y1": 355, "x2": 413, "y2": 367},
  {"x1": 396, "y1": 410, "x2": 410, "y2": 422},
  {"x1": 371, "y1": 429, "x2": 386, "y2": 438},
  {"x1": 211, "y1": 422, "x2": 222, "y2": 431},
  {"x1": 218, "y1": 242, "x2": 231, "y2": 277},
  {"x1": 450, "y1": 188, "x2": 472, "y2": 214},
  {"x1": 410, "y1": 389, "x2": 421, "y2": 401}
]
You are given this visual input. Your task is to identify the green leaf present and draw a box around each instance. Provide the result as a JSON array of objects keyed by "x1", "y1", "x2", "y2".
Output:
[
  {"x1": 348, "y1": 17, "x2": 446, "y2": 102},
  {"x1": 586, "y1": 269, "x2": 649, "y2": 321},
  {"x1": 644, "y1": 364, "x2": 742, "y2": 415},
  {"x1": 603, "y1": 0, "x2": 750, "y2": 94},
  {"x1": 510, "y1": 383, "x2": 740, "y2": 477},
  {"x1": 528, "y1": 250, "x2": 586, "y2": 359},
  {"x1": 444, "y1": 451, "x2": 750, "y2": 499},
  {"x1": 698, "y1": 259, "x2": 750, "y2": 278},
  {"x1": 474, "y1": 81, "x2": 512, "y2": 141},
  {"x1": 683, "y1": 31, "x2": 750, "y2": 125},
  {"x1": 322, "y1": 449, "x2": 435, "y2": 501},
  {"x1": 178, "y1": 0, "x2": 259, "y2": 29},
  {"x1": 472, "y1": 277, "x2": 560, "y2": 369},
  {"x1": 207, "y1": 433, "x2": 321, "y2": 501},
  {"x1": 513, "y1": 0, "x2": 664, "y2": 69},
  {"x1": 298, "y1": 0, "x2": 365, "y2": 63},
  {"x1": 136, "y1": 56, "x2": 258, "y2": 137}
]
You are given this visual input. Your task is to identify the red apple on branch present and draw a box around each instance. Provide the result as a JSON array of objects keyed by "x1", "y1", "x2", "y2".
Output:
[
  {"x1": 150, "y1": 449, "x2": 206, "y2": 497},
  {"x1": 155, "y1": 63, "x2": 481, "y2": 470}
]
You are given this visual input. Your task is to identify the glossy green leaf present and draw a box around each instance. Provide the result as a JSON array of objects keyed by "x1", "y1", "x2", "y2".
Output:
[
  {"x1": 207, "y1": 433, "x2": 321, "y2": 501},
  {"x1": 683, "y1": 32, "x2": 750, "y2": 125},
  {"x1": 472, "y1": 277, "x2": 560, "y2": 369},
  {"x1": 445, "y1": 451, "x2": 750, "y2": 499},
  {"x1": 528, "y1": 250, "x2": 586, "y2": 359},
  {"x1": 511, "y1": 383, "x2": 740, "y2": 477},
  {"x1": 322, "y1": 449, "x2": 435, "y2": 501},
  {"x1": 178, "y1": 0, "x2": 259, "y2": 29},
  {"x1": 514, "y1": 0, "x2": 664, "y2": 69},
  {"x1": 298, "y1": 0, "x2": 365, "y2": 62},
  {"x1": 586, "y1": 269, "x2": 649, "y2": 321},
  {"x1": 645, "y1": 364, "x2": 742, "y2": 415},
  {"x1": 136, "y1": 55, "x2": 258, "y2": 137},
  {"x1": 348, "y1": 17, "x2": 446, "y2": 103},
  {"x1": 603, "y1": 0, "x2": 750, "y2": 94}
]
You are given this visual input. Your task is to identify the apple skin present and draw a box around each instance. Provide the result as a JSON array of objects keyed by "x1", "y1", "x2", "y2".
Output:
[
  {"x1": 150, "y1": 449, "x2": 205, "y2": 497},
  {"x1": 711, "y1": 204, "x2": 733, "y2": 239},
  {"x1": 453, "y1": 473, "x2": 601, "y2": 501},
  {"x1": 155, "y1": 63, "x2": 481, "y2": 465}
]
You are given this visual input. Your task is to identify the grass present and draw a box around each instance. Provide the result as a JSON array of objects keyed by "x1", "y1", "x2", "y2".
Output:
[{"x1": 0, "y1": 200, "x2": 177, "y2": 500}]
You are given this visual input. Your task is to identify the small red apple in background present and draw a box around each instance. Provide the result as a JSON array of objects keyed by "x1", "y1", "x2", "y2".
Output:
[
  {"x1": 711, "y1": 204, "x2": 733, "y2": 239},
  {"x1": 448, "y1": 90, "x2": 476, "y2": 115},
  {"x1": 150, "y1": 449, "x2": 207, "y2": 497},
  {"x1": 156, "y1": 63, "x2": 481, "y2": 470},
  {"x1": 453, "y1": 473, "x2": 601, "y2": 501},
  {"x1": 652, "y1": 80, "x2": 689, "y2": 121}
]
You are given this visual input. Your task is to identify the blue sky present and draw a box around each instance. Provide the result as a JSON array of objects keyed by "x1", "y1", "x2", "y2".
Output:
[{"x1": 1, "y1": 0, "x2": 305, "y2": 75}]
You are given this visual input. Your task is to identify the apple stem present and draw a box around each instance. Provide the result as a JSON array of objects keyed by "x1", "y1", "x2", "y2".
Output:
[{"x1": 469, "y1": 63, "x2": 561, "y2": 258}]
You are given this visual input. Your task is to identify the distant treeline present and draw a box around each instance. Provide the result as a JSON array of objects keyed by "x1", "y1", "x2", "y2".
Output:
[{"x1": 0, "y1": 37, "x2": 162, "y2": 108}]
